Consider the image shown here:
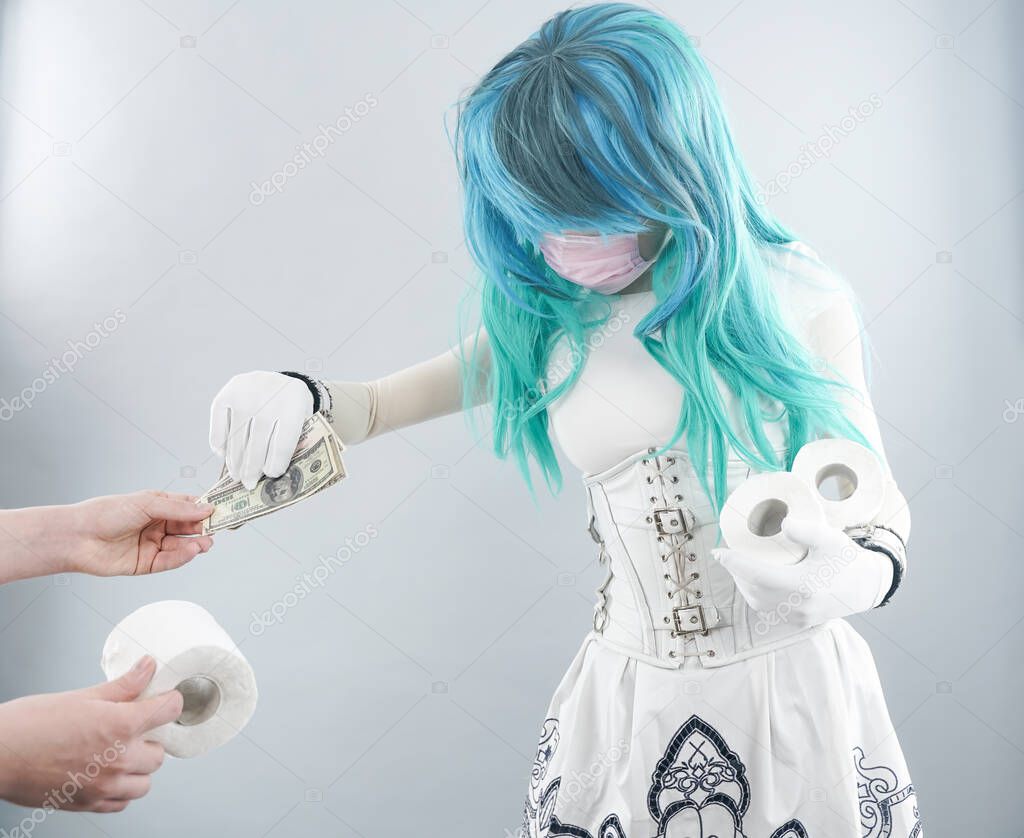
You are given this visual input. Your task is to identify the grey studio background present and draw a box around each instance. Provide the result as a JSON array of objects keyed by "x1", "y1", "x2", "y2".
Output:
[{"x1": 0, "y1": 0, "x2": 1021, "y2": 836}]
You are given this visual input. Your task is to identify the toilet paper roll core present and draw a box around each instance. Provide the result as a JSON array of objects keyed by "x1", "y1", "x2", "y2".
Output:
[{"x1": 175, "y1": 675, "x2": 221, "y2": 726}]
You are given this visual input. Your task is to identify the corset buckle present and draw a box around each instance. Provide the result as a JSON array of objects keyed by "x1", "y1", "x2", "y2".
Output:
[
  {"x1": 671, "y1": 603, "x2": 709, "y2": 637},
  {"x1": 653, "y1": 507, "x2": 695, "y2": 536}
]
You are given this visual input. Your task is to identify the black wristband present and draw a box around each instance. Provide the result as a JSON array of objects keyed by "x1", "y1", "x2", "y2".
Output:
[
  {"x1": 854, "y1": 537, "x2": 905, "y2": 608},
  {"x1": 279, "y1": 371, "x2": 321, "y2": 413}
]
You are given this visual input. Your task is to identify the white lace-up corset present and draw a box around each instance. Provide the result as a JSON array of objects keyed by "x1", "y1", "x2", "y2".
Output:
[{"x1": 584, "y1": 448, "x2": 819, "y2": 669}]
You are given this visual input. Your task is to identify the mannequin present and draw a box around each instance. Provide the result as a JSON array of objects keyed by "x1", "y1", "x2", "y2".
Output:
[{"x1": 209, "y1": 5, "x2": 919, "y2": 835}]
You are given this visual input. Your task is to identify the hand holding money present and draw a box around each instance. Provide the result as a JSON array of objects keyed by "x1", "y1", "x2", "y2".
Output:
[{"x1": 200, "y1": 414, "x2": 346, "y2": 534}]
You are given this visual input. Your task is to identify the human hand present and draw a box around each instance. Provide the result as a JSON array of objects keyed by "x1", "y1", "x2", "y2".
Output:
[
  {"x1": 0, "y1": 656, "x2": 183, "y2": 813},
  {"x1": 209, "y1": 371, "x2": 313, "y2": 489},
  {"x1": 713, "y1": 517, "x2": 892, "y2": 628},
  {"x1": 66, "y1": 491, "x2": 214, "y2": 577}
]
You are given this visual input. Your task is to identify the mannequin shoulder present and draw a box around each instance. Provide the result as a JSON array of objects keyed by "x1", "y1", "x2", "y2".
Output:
[{"x1": 763, "y1": 241, "x2": 857, "y2": 338}]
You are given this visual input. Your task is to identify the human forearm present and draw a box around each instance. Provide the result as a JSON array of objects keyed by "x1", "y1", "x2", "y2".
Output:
[{"x1": 0, "y1": 505, "x2": 81, "y2": 584}]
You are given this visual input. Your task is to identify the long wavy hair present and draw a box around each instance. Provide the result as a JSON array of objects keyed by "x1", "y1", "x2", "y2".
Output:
[{"x1": 452, "y1": 2, "x2": 868, "y2": 508}]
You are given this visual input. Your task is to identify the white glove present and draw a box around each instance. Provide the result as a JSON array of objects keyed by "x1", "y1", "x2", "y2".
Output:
[
  {"x1": 209, "y1": 371, "x2": 313, "y2": 489},
  {"x1": 713, "y1": 517, "x2": 893, "y2": 630}
]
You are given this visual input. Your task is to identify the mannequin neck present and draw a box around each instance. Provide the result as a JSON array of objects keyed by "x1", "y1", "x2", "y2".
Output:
[{"x1": 618, "y1": 269, "x2": 654, "y2": 295}]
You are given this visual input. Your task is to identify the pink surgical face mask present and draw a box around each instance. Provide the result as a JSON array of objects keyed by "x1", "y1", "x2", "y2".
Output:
[{"x1": 539, "y1": 231, "x2": 663, "y2": 294}]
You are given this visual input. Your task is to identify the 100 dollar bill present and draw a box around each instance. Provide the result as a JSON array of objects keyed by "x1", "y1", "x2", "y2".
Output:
[{"x1": 200, "y1": 414, "x2": 346, "y2": 534}]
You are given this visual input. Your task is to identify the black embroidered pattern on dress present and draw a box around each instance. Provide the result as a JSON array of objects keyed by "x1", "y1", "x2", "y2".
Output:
[
  {"x1": 519, "y1": 715, "x2": 810, "y2": 838},
  {"x1": 854, "y1": 746, "x2": 922, "y2": 838}
]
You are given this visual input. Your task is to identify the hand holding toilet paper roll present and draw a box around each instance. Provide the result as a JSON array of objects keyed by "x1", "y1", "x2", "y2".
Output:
[
  {"x1": 719, "y1": 472, "x2": 826, "y2": 564},
  {"x1": 101, "y1": 601, "x2": 257, "y2": 758},
  {"x1": 791, "y1": 439, "x2": 885, "y2": 529}
]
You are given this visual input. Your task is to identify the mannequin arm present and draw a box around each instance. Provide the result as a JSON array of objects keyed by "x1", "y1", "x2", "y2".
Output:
[
  {"x1": 209, "y1": 331, "x2": 493, "y2": 488},
  {"x1": 718, "y1": 253, "x2": 911, "y2": 615},
  {"x1": 806, "y1": 291, "x2": 911, "y2": 545},
  {"x1": 324, "y1": 330, "x2": 491, "y2": 445}
]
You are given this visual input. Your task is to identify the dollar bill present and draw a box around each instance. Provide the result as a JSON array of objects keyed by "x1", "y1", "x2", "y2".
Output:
[{"x1": 200, "y1": 414, "x2": 346, "y2": 535}]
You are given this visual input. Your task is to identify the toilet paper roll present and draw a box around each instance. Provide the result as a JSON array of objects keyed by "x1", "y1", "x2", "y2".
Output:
[
  {"x1": 791, "y1": 439, "x2": 885, "y2": 529},
  {"x1": 720, "y1": 471, "x2": 826, "y2": 564},
  {"x1": 101, "y1": 601, "x2": 257, "y2": 759}
]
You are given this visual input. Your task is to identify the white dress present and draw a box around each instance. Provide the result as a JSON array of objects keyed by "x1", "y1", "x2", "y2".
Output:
[{"x1": 519, "y1": 244, "x2": 922, "y2": 838}]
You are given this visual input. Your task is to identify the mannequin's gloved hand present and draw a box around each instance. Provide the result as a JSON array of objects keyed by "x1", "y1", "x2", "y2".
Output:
[
  {"x1": 209, "y1": 371, "x2": 313, "y2": 490},
  {"x1": 209, "y1": 335, "x2": 489, "y2": 489},
  {"x1": 713, "y1": 517, "x2": 893, "y2": 629}
]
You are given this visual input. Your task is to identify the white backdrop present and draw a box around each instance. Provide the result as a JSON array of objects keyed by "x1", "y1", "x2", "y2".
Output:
[{"x1": 0, "y1": 1, "x2": 1021, "y2": 836}]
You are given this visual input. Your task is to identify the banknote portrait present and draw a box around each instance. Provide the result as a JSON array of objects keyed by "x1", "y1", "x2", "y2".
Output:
[{"x1": 260, "y1": 466, "x2": 303, "y2": 506}]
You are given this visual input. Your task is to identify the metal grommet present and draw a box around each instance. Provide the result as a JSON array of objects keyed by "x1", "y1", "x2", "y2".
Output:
[
  {"x1": 650, "y1": 496, "x2": 657, "y2": 503},
  {"x1": 646, "y1": 476, "x2": 653, "y2": 484},
  {"x1": 646, "y1": 516, "x2": 653, "y2": 523},
  {"x1": 675, "y1": 494, "x2": 683, "y2": 502},
  {"x1": 690, "y1": 572, "x2": 700, "y2": 580},
  {"x1": 670, "y1": 476, "x2": 679, "y2": 484},
  {"x1": 707, "y1": 650, "x2": 716, "y2": 658},
  {"x1": 642, "y1": 459, "x2": 650, "y2": 465},
  {"x1": 657, "y1": 535, "x2": 665, "y2": 543},
  {"x1": 663, "y1": 616, "x2": 670, "y2": 624},
  {"x1": 667, "y1": 457, "x2": 675, "y2": 464},
  {"x1": 647, "y1": 447, "x2": 656, "y2": 454},
  {"x1": 668, "y1": 650, "x2": 678, "y2": 658},
  {"x1": 661, "y1": 555, "x2": 669, "y2": 562},
  {"x1": 667, "y1": 591, "x2": 674, "y2": 599},
  {"x1": 694, "y1": 590, "x2": 703, "y2": 599},
  {"x1": 688, "y1": 553, "x2": 697, "y2": 562}
]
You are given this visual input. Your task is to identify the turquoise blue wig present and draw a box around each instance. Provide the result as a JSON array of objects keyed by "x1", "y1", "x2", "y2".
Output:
[{"x1": 453, "y1": 2, "x2": 868, "y2": 508}]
